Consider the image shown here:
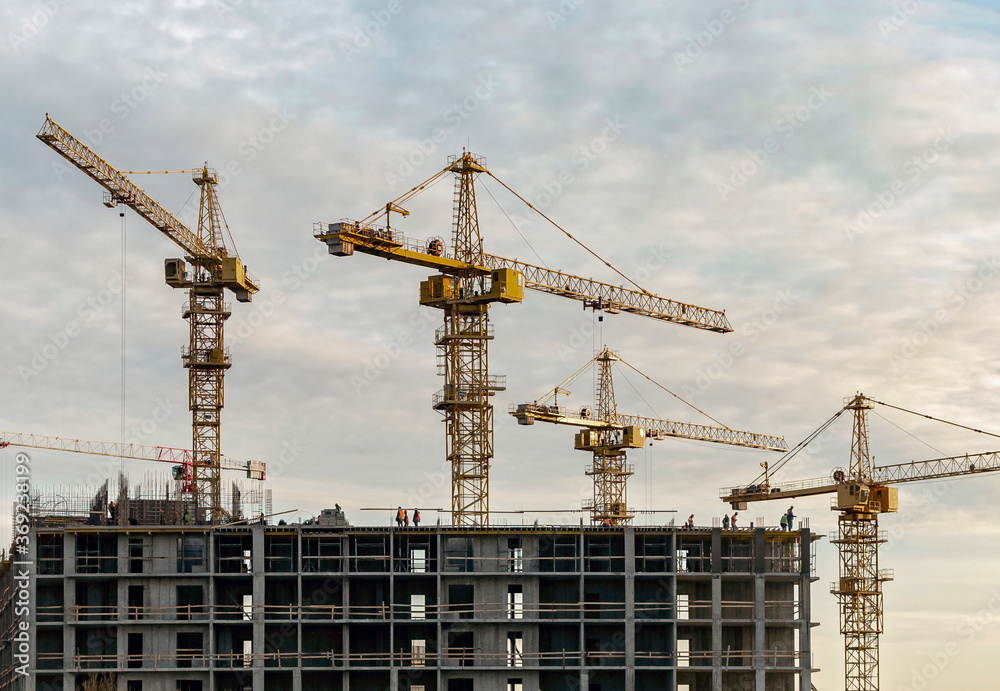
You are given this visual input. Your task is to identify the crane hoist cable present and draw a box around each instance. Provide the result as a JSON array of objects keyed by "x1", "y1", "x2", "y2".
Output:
[
  {"x1": 120, "y1": 207, "x2": 127, "y2": 476},
  {"x1": 534, "y1": 358, "x2": 595, "y2": 406},
  {"x1": 483, "y1": 170, "x2": 648, "y2": 295},
  {"x1": 615, "y1": 355, "x2": 728, "y2": 429},
  {"x1": 871, "y1": 410, "x2": 947, "y2": 457},
  {"x1": 217, "y1": 203, "x2": 241, "y2": 259},
  {"x1": 744, "y1": 407, "x2": 849, "y2": 486},
  {"x1": 617, "y1": 367, "x2": 660, "y2": 420},
  {"x1": 479, "y1": 179, "x2": 550, "y2": 269},
  {"x1": 868, "y1": 397, "x2": 1000, "y2": 440},
  {"x1": 357, "y1": 166, "x2": 453, "y2": 228}
]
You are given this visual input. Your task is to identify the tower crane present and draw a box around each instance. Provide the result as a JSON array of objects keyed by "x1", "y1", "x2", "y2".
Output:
[
  {"x1": 511, "y1": 346, "x2": 787, "y2": 524},
  {"x1": 0, "y1": 431, "x2": 266, "y2": 493},
  {"x1": 316, "y1": 151, "x2": 733, "y2": 526},
  {"x1": 720, "y1": 393, "x2": 1000, "y2": 691},
  {"x1": 37, "y1": 116, "x2": 259, "y2": 523}
]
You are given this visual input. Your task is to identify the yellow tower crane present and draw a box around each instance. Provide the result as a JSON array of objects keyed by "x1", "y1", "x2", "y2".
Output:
[
  {"x1": 721, "y1": 393, "x2": 1000, "y2": 691},
  {"x1": 316, "y1": 151, "x2": 732, "y2": 526},
  {"x1": 0, "y1": 431, "x2": 266, "y2": 494},
  {"x1": 36, "y1": 116, "x2": 259, "y2": 523},
  {"x1": 511, "y1": 346, "x2": 787, "y2": 524}
]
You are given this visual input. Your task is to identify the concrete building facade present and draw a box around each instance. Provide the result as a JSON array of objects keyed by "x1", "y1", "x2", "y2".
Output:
[{"x1": 2, "y1": 520, "x2": 818, "y2": 691}]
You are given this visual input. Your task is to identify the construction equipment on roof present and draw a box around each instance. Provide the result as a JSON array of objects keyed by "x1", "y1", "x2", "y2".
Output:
[
  {"x1": 511, "y1": 346, "x2": 787, "y2": 525},
  {"x1": 37, "y1": 116, "x2": 260, "y2": 523},
  {"x1": 316, "y1": 151, "x2": 733, "y2": 526},
  {"x1": 0, "y1": 431, "x2": 265, "y2": 493},
  {"x1": 720, "y1": 392, "x2": 1000, "y2": 691}
]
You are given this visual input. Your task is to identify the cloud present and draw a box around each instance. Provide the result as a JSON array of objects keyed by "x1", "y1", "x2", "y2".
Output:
[{"x1": 4, "y1": 1, "x2": 1000, "y2": 686}]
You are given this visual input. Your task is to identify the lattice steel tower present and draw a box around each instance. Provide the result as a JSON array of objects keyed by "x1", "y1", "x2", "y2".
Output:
[
  {"x1": 585, "y1": 348, "x2": 634, "y2": 524},
  {"x1": 831, "y1": 394, "x2": 889, "y2": 691},
  {"x1": 181, "y1": 169, "x2": 232, "y2": 522},
  {"x1": 432, "y1": 153, "x2": 503, "y2": 525},
  {"x1": 37, "y1": 117, "x2": 259, "y2": 524}
]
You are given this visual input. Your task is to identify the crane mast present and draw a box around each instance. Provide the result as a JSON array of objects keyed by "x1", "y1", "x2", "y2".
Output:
[
  {"x1": 834, "y1": 394, "x2": 887, "y2": 691},
  {"x1": 183, "y1": 168, "x2": 233, "y2": 524},
  {"x1": 317, "y1": 150, "x2": 735, "y2": 526},
  {"x1": 37, "y1": 116, "x2": 259, "y2": 524},
  {"x1": 514, "y1": 347, "x2": 787, "y2": 525},
  {"x1": 721, "y1": 392, "x2": 1000, "y2": 691},
  {"x1": 588, "y1": 348, "x2": 632, "y2": 523},
  {"x1": 434, "y1": 153, "x2": 500, "y2": 525}
]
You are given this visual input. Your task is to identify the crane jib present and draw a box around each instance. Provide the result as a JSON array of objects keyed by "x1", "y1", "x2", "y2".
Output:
[{"x1": 315, "y1": 221, "x2": 732, "y2": 332}]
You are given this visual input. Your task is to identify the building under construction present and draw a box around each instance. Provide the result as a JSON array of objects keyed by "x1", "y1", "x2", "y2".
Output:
[
  {"x1": 17, "y1": 124, "x2": 821, "y2": 691},
  {"x1": 0, "y1": 484, "x2": 818, "y2": 691}
]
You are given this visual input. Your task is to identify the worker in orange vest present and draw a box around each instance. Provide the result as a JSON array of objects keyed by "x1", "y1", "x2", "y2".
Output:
[
  {"x1": 395, "y1": 507, "x2": 405, "y2": 528},
  {"x1": 413, "y1": 509, "x2": 421, "y2": 527}
]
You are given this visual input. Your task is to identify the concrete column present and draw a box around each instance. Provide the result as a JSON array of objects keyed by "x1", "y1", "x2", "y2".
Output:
[
  {"x1": 754, "y1": 574, "x2": 765, "y2": 691},
  {"x1": 712, "y1": 574, "x2": 721, "y2": 691},
  {"x1": 624, "y1": 526, "x2": 635, "y2": 691},
  {"x1": 389, "y1": 536, "x2": 397, "y2": 691},
  {"x1": 207, "y1": 529, "x2": 216, "y2": 691},
  {"x1": 799, "y1": 528, "x2": 813, "y2": 690},
  {"x1": 252, "y1": 526, "x2": 265, "y2": 691}
]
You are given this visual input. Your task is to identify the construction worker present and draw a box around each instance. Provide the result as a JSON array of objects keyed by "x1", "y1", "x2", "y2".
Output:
[
  {"x1": 403, "y1": 509, "x2": 410, "y2": 527},
  {"x1": 786, "y1": 506, "x2": 795, "y2": 530},
  {"x1": 723, "y1": 514, "x2": 730, "y2": 530},
  {"x1": 602, "y1": 517, "x2": 612, "y2": 527},
  {"x1": 731, "y1": 512, "x2": 738, "y2": 529},
  {"x1": 413, "y1": 509, "x2": 421, "y2": 527},
  {"x1": 395, "y1": 507, "x2": 405, "y2": 528},
  {"x1": 780, "y1": 512, "x2": 788, "y2": 530}
]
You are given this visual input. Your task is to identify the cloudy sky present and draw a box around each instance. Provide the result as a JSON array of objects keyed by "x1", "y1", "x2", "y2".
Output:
[{"x1": 3, "y1": 0, "x2": 1000, "y2": 687}]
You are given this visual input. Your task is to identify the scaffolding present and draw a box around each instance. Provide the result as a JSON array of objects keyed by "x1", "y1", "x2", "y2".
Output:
[{"x1": 19, "y1": 473, "x2": 271, "y2": 531}]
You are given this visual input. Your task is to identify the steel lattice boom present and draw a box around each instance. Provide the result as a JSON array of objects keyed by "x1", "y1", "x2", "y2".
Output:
[
  {"x1": 316, "y1": 152, "x2": 732, "y2": 525},
  {"x1": 512, "y1": 347, "x2": 787, "y2": 525},
  {"x1": 0, "y1": 431, "x2": 265, "y2": 480},
  {"x1": 37, "y1": 116, "x2": 259, "y2": 524},
  {"x1": 720, "y1": 393, "x2": 1000, "y2": 691}
]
